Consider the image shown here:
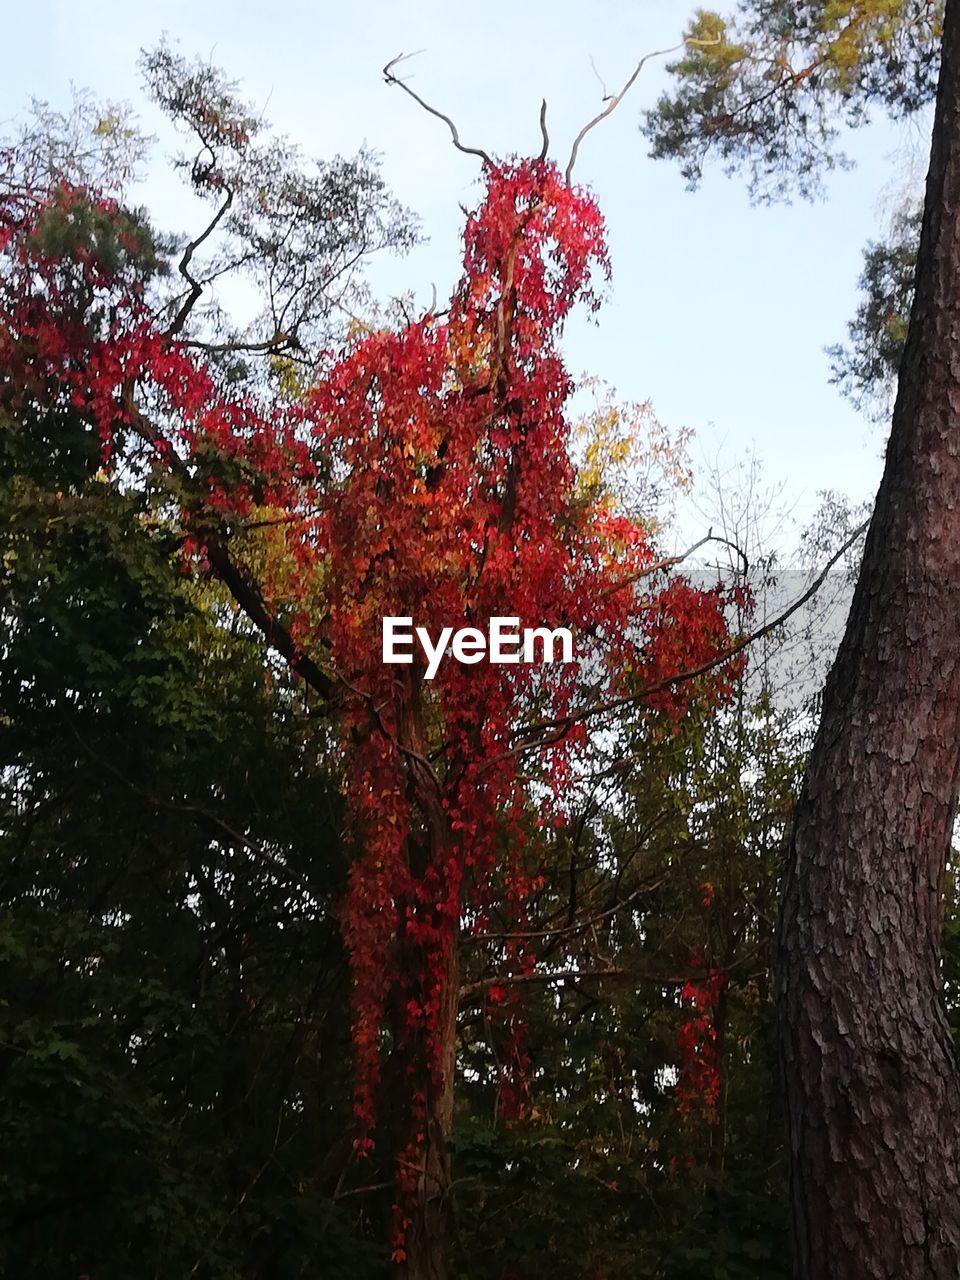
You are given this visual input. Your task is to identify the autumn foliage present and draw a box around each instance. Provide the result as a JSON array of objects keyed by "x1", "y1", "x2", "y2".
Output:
[
  {"x1": 677, "y1": 961, "x2": 727, "y2": 1124},
  {"x1": 1, "y1": 155, "x2": 741, "y2": 1265}
]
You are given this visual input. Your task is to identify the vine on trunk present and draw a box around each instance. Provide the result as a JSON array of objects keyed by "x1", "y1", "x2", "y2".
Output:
[{"x1": 2, "y1": 158, "x2": 741, "y2": 1266}]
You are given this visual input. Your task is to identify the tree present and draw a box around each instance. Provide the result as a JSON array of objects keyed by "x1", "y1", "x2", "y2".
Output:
[
  {"x1": 779, "y1": 5, "x2": 960, "y2": 1270},
  {"x1": 448, "y1": 523, "x2": 822, "y2": 1278},
  {"x1": 644, "y1": 1, "x2": 942, "y2": 201},
  {"x1": 0, "y1": 68, "x2": 746, "y2": 1278},
  {"x1": 0, "y1": 359, "x2": 378, "y2": 1276},
  {"x1": 650, "y1": 1, "x2": 960, "y2": 1273}
]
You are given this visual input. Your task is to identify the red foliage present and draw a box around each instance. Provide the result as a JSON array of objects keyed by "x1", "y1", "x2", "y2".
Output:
[
  {"x1": 1, "y1": 160, "x2": 741, "y2": 1259},
  {"x1": 676, "y1": 962, "x2": 727, "y2": 1123}
]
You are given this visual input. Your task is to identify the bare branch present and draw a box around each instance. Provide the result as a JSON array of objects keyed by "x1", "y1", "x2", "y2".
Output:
[
  {"x1": 565, "y1": 37, "x2": 721, "y2": 184},
  {"x1": 538, "y1": 98, "x2": 549, "y2": 162},
  {"x1": 383, "y1": 54, "x2": 494, "y2": 167},
  {"x1": 165, "y1": 187, "x2": 234, "y2": 338},
  {"x1": 509, "y1": 516, "x2": 870, "y2": 753},
  {"x1": 600, "y1": 529, "x2": 749, "y2": 599},
  {"x1": 334, "y1": 1180, "x2": 395, "y2": 1201},
  {"x1": 181, "y1": 333, "x2": 303, "y2": 357},
  {"x1": 589, "y1": 55, "x2": 609, "y2": 102},
  {"x1": 459, "y1": 966, "x2": 628, "y2": 1005},
  {"x1": 469, "y1": 877, "x2": 664, "y2": 944}
]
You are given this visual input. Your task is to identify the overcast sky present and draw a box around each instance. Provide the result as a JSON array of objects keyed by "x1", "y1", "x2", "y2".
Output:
[{"x1": 6, "y1": 0, "x2": 934, "y2": 556}]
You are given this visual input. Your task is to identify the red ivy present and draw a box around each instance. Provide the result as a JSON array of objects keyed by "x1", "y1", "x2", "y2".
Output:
[{"x1": 1, "y1": 161, "x2": 742, "y2": 1262}]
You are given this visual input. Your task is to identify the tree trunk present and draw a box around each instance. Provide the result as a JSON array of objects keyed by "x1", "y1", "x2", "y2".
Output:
[
  {"x1": 777, "y1": 3, "x2": 960, "y2": 1274},
  {"x1": 399, "y1": 936, "x2": 459, "y2": 1280},
  {"x1": 392, "y1": 669, "x2": 459, "y2": 1280}
]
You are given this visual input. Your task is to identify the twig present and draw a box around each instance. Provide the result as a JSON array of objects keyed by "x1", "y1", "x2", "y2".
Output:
[
  {"x1": 383, "y1": 54, "x2": 494, "y2": 167},
  {"x1": 335, "y1": 1180, "x2": 395, "y2": 1200},
  {"x1": 469, "y1": 878, "x2": 664, "y2": 944},
  {"x1": 589, "y1": 55, "x2": 609, "y2": 101}
]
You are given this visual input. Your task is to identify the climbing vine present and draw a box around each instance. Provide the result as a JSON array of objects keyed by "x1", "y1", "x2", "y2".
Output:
[{"x1": 1, "y1": 155, "x2": 741, "y2": 1267}]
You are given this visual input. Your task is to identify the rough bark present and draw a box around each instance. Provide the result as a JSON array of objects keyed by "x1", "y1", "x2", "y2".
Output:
[{"x1": 777, "y1": 3, "x2": 960, "y2": 1275}]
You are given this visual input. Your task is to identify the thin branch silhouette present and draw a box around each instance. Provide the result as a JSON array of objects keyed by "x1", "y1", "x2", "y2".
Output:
[
  {"x1": 383, "y1": 53, "x2": 494, "y2": 166},
  {"x1": 565, "y1": 36, "x2": 721, "y2": 183},
  {"x1": 538, "y1": 98, "x2": 549, "y2": 160}
]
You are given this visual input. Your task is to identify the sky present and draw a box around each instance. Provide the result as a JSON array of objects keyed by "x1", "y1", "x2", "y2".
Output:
[{"x1": 4, "y1": 0, "x2": 935, "y2": 558}]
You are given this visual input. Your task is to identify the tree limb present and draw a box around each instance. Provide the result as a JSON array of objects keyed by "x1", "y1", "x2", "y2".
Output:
[
  {"x1": 468, "y1": 877, "x2": 664, "y2": 944},
  {"x1": 120, "y1": 385, "x2": 336, "y2": 703},
  {"x1": 538, "y1": 98, "x2": 549, "y2": 161},
  {"x1": 459, "y1": 966, "x2": 628, "y2": 1005},
  {"x1": 165, "y1": 187, "x2": 234, "y2": 338},
  {"x1": 565, "y1": 37, "x2": 721, "y2": 183},
  {"x1": 383, "y1": 53, "x2": 494, "y2": 167}
]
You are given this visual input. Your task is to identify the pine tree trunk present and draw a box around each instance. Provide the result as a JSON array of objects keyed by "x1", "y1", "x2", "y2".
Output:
[{"x1": 777, "y1": 3, "x2": 960, "y2": 1274}]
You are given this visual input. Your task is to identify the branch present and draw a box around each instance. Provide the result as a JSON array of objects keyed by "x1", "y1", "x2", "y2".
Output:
[
  {"x1": 459, "y1": 966, "x2": 628, "y2": 1005},
  {"x1": 538, "y1": 98, "x2": 549, "y2": 162},
  {"x1": 565, "y1": 36, "x2": 721, "y2": 183},
  {"x1": 68, "y1": 722, "x2": 315, "y2": 895},
  {"x1": 181, "y1": 332, "x2": 303, "y2": 358},
  {"x1": 121, "y1": 388, "x2": 336, "y2": 703},
  {"x1": 334, "y1": 1180, "x2": 395, "y2": 1201},
  {"x1": 383, "y1": 54, "x2": 494, "y2": 167},
  {"x1": 600, "y1": 529, "x2": 750, "y2": 600},
  {"x1": 333, "y1": 670, "x2": 443, "y2": 798},
  {"x1": 510, "y1": 517, "x2": 870, "y2": 751},
  {"x1": 165, "y1": 187, "x2": 234, "y2": 338},
  {"x1": 469, "y1": 877, "x2": 664, "y2": 944},
  {"x1": 201, "y1": 531, "x2": 336, "y2": 700}
]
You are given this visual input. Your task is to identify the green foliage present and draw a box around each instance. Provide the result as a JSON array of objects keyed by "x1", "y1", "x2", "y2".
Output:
[
  {"x1": 0, "y1": 53, "x2": 419, "y2": 1274},
  {"x1": 449, "y1": 675, "x2": 804, "y2": 1277},
  {"x1": 29, "y1": 191, "x2": 163, "y2": 282},
  {"x1": 645, "y1": 1, "x2": 942, "y2": 199},
  {"x1": 827, "y1": 202, "x2": 920, "y2": 418},
  {"x1": 11, "y1": 28, "x2": 950, "y2": 1277},
  {"x1": 0, "y1": 397, "x2": 387, "y2": 1277}
]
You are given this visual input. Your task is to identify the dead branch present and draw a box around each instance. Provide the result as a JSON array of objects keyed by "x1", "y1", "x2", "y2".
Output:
[
  {"x1": 599, "y1": 528, "x2": 748, "y2": 599},
  {"x1": 538, "y1": 98, "x2": 549, "y2": 161},
  {"x1": 565, "y1": 36, "x2": 721, "y2": 183},
  {"x1": 383, "y1": 53, "x2": 494, "y2": 167}
]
